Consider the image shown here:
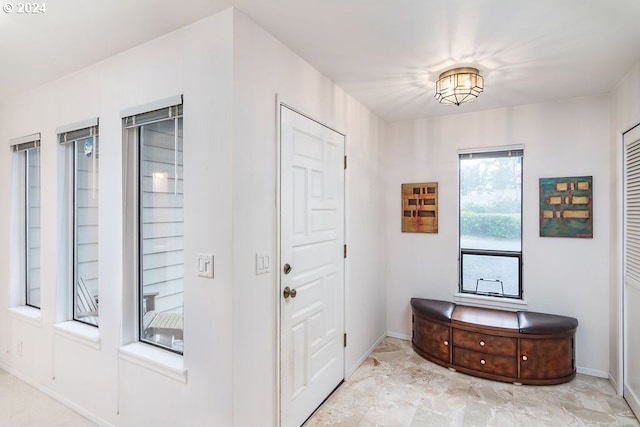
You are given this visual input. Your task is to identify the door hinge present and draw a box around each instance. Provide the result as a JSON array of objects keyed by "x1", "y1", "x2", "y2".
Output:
[
  {"x1": 344, "y1": 155, "x2": 347, "y2": 170},
  {"x1": 344, "y1": 244, "x2": 347, "y2": 258},
  {"x1": 344, "y1": 333, "x2": 347, "y2": 347}
]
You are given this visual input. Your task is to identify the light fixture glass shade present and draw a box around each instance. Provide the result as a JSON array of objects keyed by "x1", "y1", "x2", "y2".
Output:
[{"x1": 434, "y1": 67, "x2": 484, "y2": 105}]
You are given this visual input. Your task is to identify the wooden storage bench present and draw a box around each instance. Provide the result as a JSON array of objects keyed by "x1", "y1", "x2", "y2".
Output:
[{"x1": 410, "y1": 298, "x2": 578, "y2": 385}]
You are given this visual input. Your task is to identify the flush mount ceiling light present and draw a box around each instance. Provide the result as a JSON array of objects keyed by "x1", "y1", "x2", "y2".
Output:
[{"x1": 434, "y1": 67, "x2": 484, "y2": 106}]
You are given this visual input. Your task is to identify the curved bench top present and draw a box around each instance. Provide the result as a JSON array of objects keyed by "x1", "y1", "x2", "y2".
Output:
[
  {"x1": 411, "y1": 298, "x2": 578, "y2": 335},
  {"x1": 517, "y1": 310, "x2": 578, "y2": 334},
  {"x1": 410, "y1": 298, "x2": 455, "y2": 323}
]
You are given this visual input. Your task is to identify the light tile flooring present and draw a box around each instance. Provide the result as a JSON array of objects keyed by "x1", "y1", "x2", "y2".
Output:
[
  {"x1": 0, "y1": 369, "x2": 95, "y2": 426},
  {"x1": 1, "y1": 338, "x2": 638, "y2": 426},
  {"x1": 305, "y1": 338, "x2": 640, "y2": 427}
]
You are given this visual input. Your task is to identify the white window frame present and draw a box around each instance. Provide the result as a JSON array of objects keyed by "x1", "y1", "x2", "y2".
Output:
[
  {"x1": 10, "y1": 133, "x2": 42, "y2": 310},
  {"x1": 122, "y1": 96, "x2": 184, "y2": 355},
  {"x1": 58, "y1": 119, "x2": 100, "y2": 326},
  {"x1": 458, "y1": 146, "x2": 524, "y2": 300}
]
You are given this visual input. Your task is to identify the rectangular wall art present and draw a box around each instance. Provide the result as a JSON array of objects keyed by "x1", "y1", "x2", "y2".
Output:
[
  {"x1": 539, "y1": 176, "x2": 593, "y2": 238},
  {"x1": 401, "y1": 182, "x2": 438, "y2": 233}
]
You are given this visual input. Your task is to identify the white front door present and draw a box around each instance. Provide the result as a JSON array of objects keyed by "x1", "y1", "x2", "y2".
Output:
[
  {"x1": 624, "y1": 124, "x2": 640, "y2": 419},
  {"x1": 280, "y1": 105, "x2": 345, "y2": 427}
]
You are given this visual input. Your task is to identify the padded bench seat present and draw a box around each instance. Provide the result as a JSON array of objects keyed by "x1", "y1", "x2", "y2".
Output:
[
  {"x1": 517, "y1": 310, "x2": 579, "y2": 335},
  {"x1": 410, "y1": 298, "x2": 455, "y2": 323}
]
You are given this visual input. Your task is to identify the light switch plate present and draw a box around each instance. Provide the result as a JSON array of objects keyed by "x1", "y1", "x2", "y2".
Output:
[
  {"x1": 256, "y1": 252, "x2": 271, "y2": 275},
  {"x1": 197, "y1": 253, "x2": 214, "y2": 278}
]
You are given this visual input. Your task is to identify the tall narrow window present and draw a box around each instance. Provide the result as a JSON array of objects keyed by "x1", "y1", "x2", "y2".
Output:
[
  {"x1": 26, "y1": 145, "x2": 41, "y2": 307},
  {"x1": 124, "y1": 99, "x2": 184, "y2": 354},
  {"x1": 59, "y1": 121, "x2": 99, "y2": 326},
  {"x1": 459, "y1": 149, "x2": 523, "y2": 298},
  {"x1": 10, "y1": 134, "x2": 41, "y2": 308}
]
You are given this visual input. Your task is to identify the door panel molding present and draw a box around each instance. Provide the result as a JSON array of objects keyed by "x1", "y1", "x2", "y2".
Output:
[{"x1": 279, "y1": 103, "x2": 345, "y2": 427}]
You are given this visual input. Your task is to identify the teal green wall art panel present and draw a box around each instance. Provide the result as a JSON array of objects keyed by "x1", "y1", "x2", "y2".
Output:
[{"x1": 539, "y1": 176, "x2": 593, "y2": 238}]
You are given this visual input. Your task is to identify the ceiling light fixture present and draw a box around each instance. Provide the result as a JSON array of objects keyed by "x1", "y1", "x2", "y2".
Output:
[{"x1": 434, "y1": 67, "x2": 484, "y2": 106}]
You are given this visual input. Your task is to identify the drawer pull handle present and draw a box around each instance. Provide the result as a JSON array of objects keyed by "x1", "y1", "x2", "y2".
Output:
[
  {"x1": 479, "y1": 340, "x2": 486, "y2": 347},
  {"x1": 443, "y1": 340, "x2": 449, "y2": 346},
  {"x1": 480, "y1": 359, "x2": 486, "y2": 365},
  {"x1": 522, "y1": 355, "x2": 528, "y2": 361}
]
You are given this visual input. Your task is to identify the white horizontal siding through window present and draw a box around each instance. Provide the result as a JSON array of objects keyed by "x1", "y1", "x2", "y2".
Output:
[{"x1": 140, "y1": 119, "x2": 184, "y2": 343}]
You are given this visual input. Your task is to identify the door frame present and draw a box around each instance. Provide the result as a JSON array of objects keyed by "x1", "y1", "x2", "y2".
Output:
[
  {"x1": 275, "y1": 96, "x2": 348, "y2": 426},
  {"x1": 619, "y1": 118, "x2": 640, "y2": 402}
]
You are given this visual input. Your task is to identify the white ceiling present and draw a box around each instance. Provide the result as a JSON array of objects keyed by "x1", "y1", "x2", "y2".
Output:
[{"x1": 2, "y1": 0, "x2": 640, "y2": 123}]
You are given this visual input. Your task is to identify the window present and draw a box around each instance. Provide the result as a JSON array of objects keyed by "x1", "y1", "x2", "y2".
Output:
[
  {"x1": 10, "y1": 135, "x2": 41, "y2": 308},
  {"x1": 459, "y1": 148, "x2": 523, "y2": 298},
  {"x1": 59, "y1": 121, "x2": 99, "y2": 326},
  {"x1": 123, "y1": 98, "x2": 184, "y2": 354}
]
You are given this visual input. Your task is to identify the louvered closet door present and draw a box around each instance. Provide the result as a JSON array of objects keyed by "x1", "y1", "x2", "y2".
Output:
[{"x1": 624, "y1": 123, "x2": 640, "y2": 419}]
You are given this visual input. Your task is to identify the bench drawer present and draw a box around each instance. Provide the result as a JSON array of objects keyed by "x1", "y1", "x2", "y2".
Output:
[
  {"x1": 453, "y1": 329, "x2": 516, "y2": 356},
  {"x1": 452, "y1": 347, "x2": 517, "y2": 378}
]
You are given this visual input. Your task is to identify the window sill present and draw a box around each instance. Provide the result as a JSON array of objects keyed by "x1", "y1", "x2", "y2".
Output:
[
  {"x1": 8, "y1": 306, "x2": 42, "y2": 327},
  {"x1": 453, "y1": 292, "x2": 528, "y2": 311},
  {"x1": 53, "y1": 321, "x2": 101, "y2": 350},
  {"x1": 119, "y1": 342, "x2": 187, "y2": 384}
]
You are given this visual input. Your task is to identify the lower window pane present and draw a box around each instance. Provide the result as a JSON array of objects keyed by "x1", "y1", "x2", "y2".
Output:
[
  {"x1": 140, "y1": 118, "x2": 184, "y2": 353},
  {"x1": 461, "y1": 253, "x2": 520, "y2": 297}
]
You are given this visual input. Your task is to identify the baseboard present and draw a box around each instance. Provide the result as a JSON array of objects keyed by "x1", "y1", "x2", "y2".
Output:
[
  {"x1": 625, "y1": 384, "x2": 640, "y2": 420},
  {"x1": 386, "y1": 331, "x2": 411, "y2": 341},
  {"x1": 609, "y1": 373, "x2": 622, "y2": 396},
  {"x1": 0, "y1": 362, "x2": 115, "y2": 427},
  {"x1": 345, "y1": 332, "x2": 386, "y2": 379},
  {"x1": 576, "y1": 366, "x2": 609, "y2": 379}
]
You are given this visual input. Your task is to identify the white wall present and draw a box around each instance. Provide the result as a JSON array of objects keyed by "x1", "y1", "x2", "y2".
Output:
[
  {"x1": 384, "y1": 95, "x2": 612, "y2": 375},
  {"x1": 0, "y1": 9, "x2": 234, "y2": 426},
  {"x1": 231, "y1": 11, "x2": 387, "y2": 427},
  {"x1": 609, "y1": 62, "x2": 640, "y2": 391},
  {"x1": 0, "y1": 7, "x2": 387, "y2": 427}
]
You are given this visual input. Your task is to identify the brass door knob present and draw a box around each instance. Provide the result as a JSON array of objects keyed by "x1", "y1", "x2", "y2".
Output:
[{"x1": 283, "y1": 263, "x2": 292, "y2": 274}]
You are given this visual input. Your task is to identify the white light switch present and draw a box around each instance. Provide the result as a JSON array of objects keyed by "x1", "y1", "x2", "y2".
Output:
[
  {"x1": 256, "y1": 252, "x2": 271, "y2": 275},
  {"x1": 197, "y1": 253, "x2": 214, "y2": 278}
]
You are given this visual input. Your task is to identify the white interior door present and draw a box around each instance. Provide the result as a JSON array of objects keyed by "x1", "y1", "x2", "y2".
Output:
[
  {"x1": 623, "y1": 123, "x2": 640, "y2": 419},
  {"x1": 280, "y1": 105, "x2": 345, "y2": 427}
]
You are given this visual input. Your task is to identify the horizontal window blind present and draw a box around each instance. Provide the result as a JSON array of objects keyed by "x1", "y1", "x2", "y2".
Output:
[
  {"x1": 57, "y1": 118, "x2": 99, "y2": 145},
  {"x1": 122, "y1": 95, "x2": 183, "y2": 129},
  {"x1": 459, "y1": 149, "x2": 523, "y2": 160},
  {"x1": 10, "y1": 133, "x2": 40, "y2": 152}
]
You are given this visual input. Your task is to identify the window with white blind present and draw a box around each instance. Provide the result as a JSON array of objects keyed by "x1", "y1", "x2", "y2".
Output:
[
  {"x1": 459, "y1": 148, "x2": 523, "y2": 299},
  {"x1": 10, "y1": 134, "x2": 41, "y2": 308},
  {"x1": 123, "y1": 97, "x2": 184, "y2": 354},
  {"x1": 58, "y1": 120, "x2": 99, "y2": 326}
]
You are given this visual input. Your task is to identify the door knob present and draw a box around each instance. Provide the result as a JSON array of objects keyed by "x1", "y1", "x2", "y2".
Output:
[
  {"x1": 283, "y1": 263, "x2": 292, "y2": 274},
  {"x1": 283, "y1": 286, "x2": 297, "y2": 299}
]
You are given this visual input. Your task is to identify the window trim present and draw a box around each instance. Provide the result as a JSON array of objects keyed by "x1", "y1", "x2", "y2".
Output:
[
  {"x1": 458, "y1": 146, "x2": 524, "y2": 299},
  {"x1": 123, "y1": 97, "x2": 184, "y2": 355}
]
